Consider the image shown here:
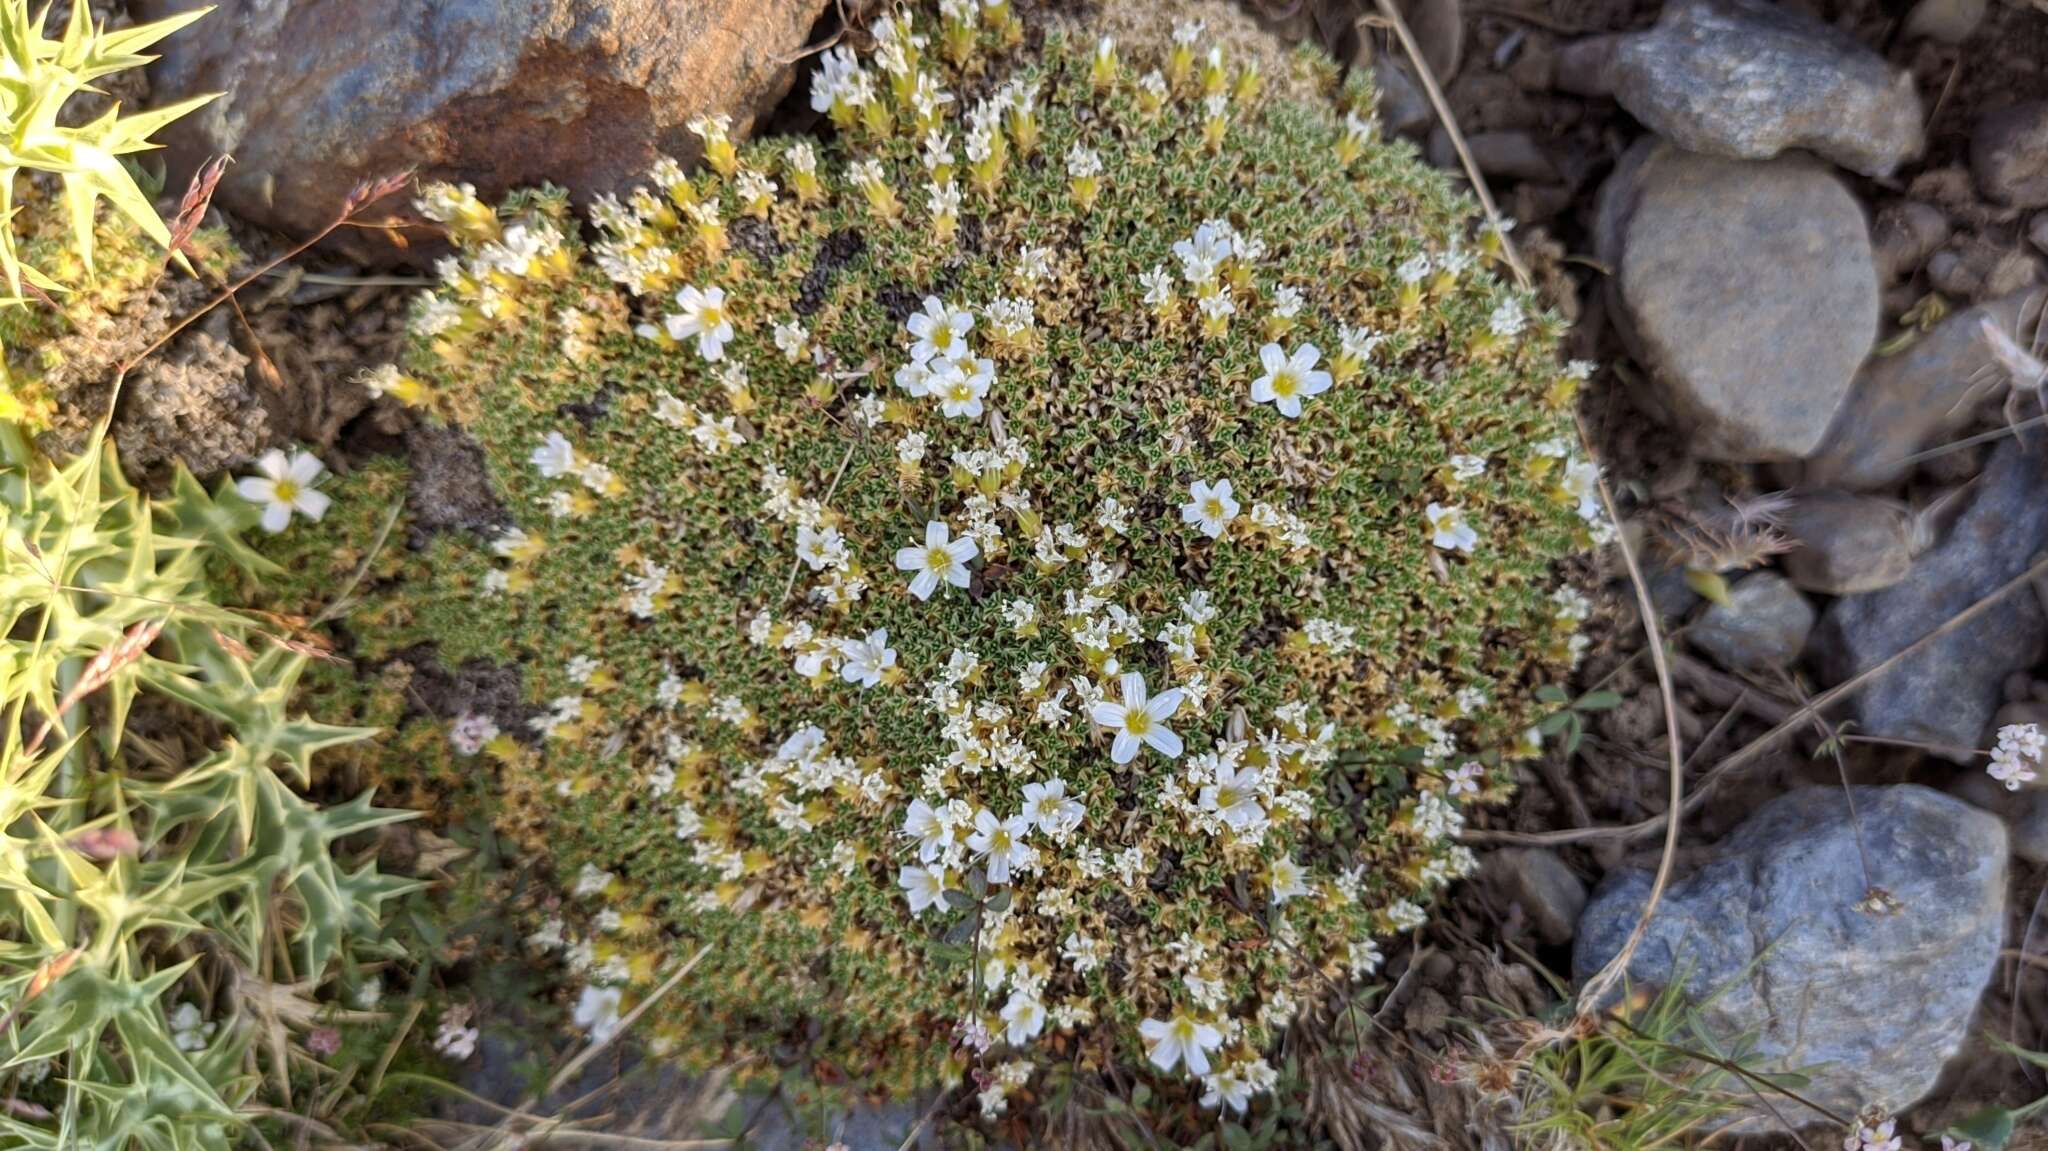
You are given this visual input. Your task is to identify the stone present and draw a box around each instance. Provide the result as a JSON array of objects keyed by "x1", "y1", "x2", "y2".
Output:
[
  {"x1": 2032, "y1": 213, "x2": 2048, "y2": 257},
  {"x1": 1372, "y1": 60, "x2": 1434, "y2": 139},
  {"x1": 1688, "y1": 572, "x2": 1814, "y2": 672},
  {"x1": 1778, "y1": 490, "x2": 1925, "y2": 595},
  {"x1": 1463, "y1": 130, "x2": 1558, "y2": 184},
  {"x1": 1904, "y1": 0, "x2": 1990, "y2": 44},
  {"x1": 1574, "y1": 785, "x2": 2007, "y2": 1131},
  {"x1": 1605, "y1": 0, "x2": 1923, "y2": 179},
  {"x1": 1870, "y1": 201, "x2": 1952, "y2": 285},
  {"x1": 1803, "y1": 292, "x2": 2046, "y2": 490},
  {"x1": 1552, "y1": 34, "x2": 1619, "y2": 98},
  {"x1": 1598, "y1": 142, "x2": 1876, "y2": 462},
  {"x1": 1950, "y1": 768, "x2": 2048, "y2": 865},
  {"x1": 1479, "y1": 848, "x2": 1586, "y2": 946},
  {"x1": 1972, "y1": 101, "x2": 2048, "y2": 208},
  {"x1": 1811, "y1": 440, "x2": 2048, "y2": 761},
  {"x1": 133, "y1": 0, "x2": 827, "y2": 261},
  {"x1": 1927, "y1": 235, "x2": 2044, "y2": 302}
]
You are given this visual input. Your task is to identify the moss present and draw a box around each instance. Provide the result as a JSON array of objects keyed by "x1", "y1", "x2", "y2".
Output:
[{"x1": 272, "y1": 2, "x2": 1604, "y2": 1124}]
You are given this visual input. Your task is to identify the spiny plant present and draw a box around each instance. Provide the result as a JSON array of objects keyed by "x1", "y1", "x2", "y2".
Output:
[
  {"x1": 0, "y1": 422, "x2": 416, "y2": 1150},
  {"x1": 339, "y1": 0, "x2": 1609, "y2": 1132},
  {"x1": 0, "y1": 0, "x2": 217, "y2": 421}
]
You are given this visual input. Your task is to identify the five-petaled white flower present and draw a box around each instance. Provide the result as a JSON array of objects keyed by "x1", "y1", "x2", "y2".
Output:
[
  {"x1": 1268, "y1": 857, "x2": 1311, "y2": 904},
  {"x1": 936, "y1": 357, "x2": 995, "y2": 419},
  {"x1": 1426, "y1": 502, "x2": 1478, "y2": 553},
  {"x1": 907, "y1": 296, "x2": 974, "y2": 363},
  {"x1": 899, "y1": 864, "x2": 948, "y2": 916},
  {"x1": 1090, "y1": 671, "x2": 1186, "y2": 765},
  {"x1": 1250, "y1": 342, "x2": 1332, "y2": 418},
  {"x1": 237, "y1": 449, "x2": 331, "y2": 534},
  {"x1": 1021, "y1": 777, "x2": 1086, "y2": 835},
  {"x1": 895, "y1": 520, "x2": 979, "y2": 600},
  {"x1": 1000, "y1": 990, "x2": 1047, "y2": 1046},
  {"x1": 902, "y1": 798, "x2": 948, "y2": 861},
  {"x1": 1181, "y1": 478, "x2": 1240, "y2": 539},
  {"x1": 1139, "y1": 1013, "x2": 1224, "y2": 1076},
  {"x1": 966, "y1": 809, "x2": 1033, "y2": 884},
  {"x1": 838, "y1": 629, "x2": 897, "y2": 688},
  {"x1": 530, "y1": 431, "x2": 578, "y2": 478},
  {"x1": 665, "y1": 284, "x2": 734, "y2": 361},
  {"x1": 1198, "y1": 762, "x2": 1266, "y2": 831}
]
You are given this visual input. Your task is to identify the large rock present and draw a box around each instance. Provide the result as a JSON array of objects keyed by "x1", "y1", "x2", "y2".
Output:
[
  {"x1": 1605, "y1": 0, "x2": 1923, "y2": 179},
  {"x1": 1597, "y1": 142, "x2": 1877, "y2": 462},
  {"x1": 1803, "y1": 292, "x2": 2046, "y2": 490},
  {"x1": 1575, "y1": 785, "x2": 2006, "y2": 1131},
  {"x1": 1972, "y1": 101, "x2": 2048, "y2": 208},
  {"x1": 1688, "y1": 571, "x2": 1814, "y2": 672},
  {"x1": 1779, "y1": 490, "x2": 1925, "y2": 595},
  {"x1": 1811, "y1": 441, "x2": 2048, "y2": 760},
  {"x1": 134, "y1": 0, "x2": 827, "y2": 259}
]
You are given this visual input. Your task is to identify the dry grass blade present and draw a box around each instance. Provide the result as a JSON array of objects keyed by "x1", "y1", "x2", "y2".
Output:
[
  {"x1": 1568, "y1": 414, "x2": 1686, "y2": 1019},
  {"x1": 1365, "y1": 0, "x2": 1533, "y2": 292},
  {"x1": 24, "y1": 618, "x2": 164, "y2": 757}
]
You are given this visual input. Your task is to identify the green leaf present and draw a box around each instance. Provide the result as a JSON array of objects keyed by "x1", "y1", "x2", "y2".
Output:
[
  {"x1": 1576, "y1": 690, "x2": 1623, "y2": 712},
  {"x1": 1950, "y1": 1106, "x2": 2015, "y2": 1150},
  {"x1": 942, "y1": 889, "x2": 975, "y2": 912},
  {"x1": 985, "y1": 888, "x2": 1012, "y2": 913},
  {"x1": 1683, "y1": 567, "x2": 1732, "y2": 607},
  {"x1": 1535, "y1": 684, "x2": 1569, "y2": 705}
]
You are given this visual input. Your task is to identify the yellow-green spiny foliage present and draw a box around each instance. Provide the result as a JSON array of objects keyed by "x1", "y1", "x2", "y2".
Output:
[
  {"x1": 0, "y1": 0, "x2": 217, "y2": 423},
  {"x1": 357, "y1": 3, "x2": 1609, "y2": 1116},
  {"x1": 0, "y1": 424, "x2": 415, "y2": 1149}
]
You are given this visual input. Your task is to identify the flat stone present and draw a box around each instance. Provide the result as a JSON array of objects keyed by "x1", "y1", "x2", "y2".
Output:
[
  {"x1": 1600, "y1": 142, "x2": 1877, "y2": 462},
  {"x1": 1972, "y1": 101, "x2": 2048, "y2": 208},
  {"x1": 1779, "y1": 490, "x2": 1925, "y2": 595},
  {"x1": 1688, "y1": 572, "x2": 1815, "y2": 671},
  {"x1": 134, "y1": 0, "x2": 827, "y2": 263},
  {"x1": 1575, "y1": 785, "x2": 2007, "y2": 1131},
  {"x1": 1479, "y1": 847, "x2": 1587, "y2": 946},
  {"x1": 1811, "y1": 440, "x2": 2048, "y2": 761},
  {"x1": 1606, "y1": 0, "x2": 1924, "y2": 178},
  {"x1": 1804, "y1": 292, "x2": 2047, "y2": 490}
]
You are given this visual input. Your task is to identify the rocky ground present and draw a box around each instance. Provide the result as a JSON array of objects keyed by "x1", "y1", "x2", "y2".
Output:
[{"x1": 80, "y1": 0, "x2": 2048, "y2": 1145}]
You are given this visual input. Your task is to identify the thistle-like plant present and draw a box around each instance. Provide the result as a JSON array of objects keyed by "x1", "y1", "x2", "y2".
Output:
[{"x1": 0, "y1": 422, "x2": 415, "y2": 1150}]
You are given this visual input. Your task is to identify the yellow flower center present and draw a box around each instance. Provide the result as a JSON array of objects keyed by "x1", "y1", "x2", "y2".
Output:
[
  {"x1": 926, "y1": 545, "x2": 954, "y2": 573},
  {"x1": 1271, "y1": 368, "x2": 1299, "y2": 398},
  {"x1": 700, "y1": 304, "x2": 723, "y2": 327},
  {"x1": 989, "y1": 827, "x2": 1012, "y2": 853},
  {"x1": 1215, "y1": 784, "x2": 1242, "y2": 810},
  {"x1": 1123, "y1": 708, "x2": 1151, "y2": 736},
  {"x1": 1204, "y1": 498, "x2": 1226, "y2": 519},
  {"x1": 272, "y1": 479, "x2": 299, "y2": 502}
]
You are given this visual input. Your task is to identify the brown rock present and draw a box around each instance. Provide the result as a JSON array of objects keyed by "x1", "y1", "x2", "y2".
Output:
[
  {"x1": 1779, "y1": 490, "x2": 1924, "y2": 595},
  {"x1": 134, "y1": 0, "x2": 829, "y2": 262}
]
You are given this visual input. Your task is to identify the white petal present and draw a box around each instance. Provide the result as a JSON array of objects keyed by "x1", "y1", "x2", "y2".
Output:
[
  {"x1": 1110, "y1": 732, "x2": 1141, "y2": 764},
  {"x1": 293, "y1": 488, "x2": 332, "y2": 521},
  {"x1": 909, "y1": 570, "x2": 940, "y2": 600},
  {"x1": 1119, "y1": 671, "x2": 1146, "y2": 708},
  {"x1": 1144, "y1": 726, "x2": 1184, "y2": 759},
  {"x1": 1089, "y1": 701, "x2": 1126, "y2": 729},
  {"x1": 259, "y1": 500, "x2": 293, "y2": 534},
  {"x1": 894, "y1": 546, "x2": 925, "y2": 572},
  {"x1": 287, "y1": 451, "x2": 325, "y2": 485},
  {"x1": 235, "y1": 476, "x2": 275, "y2": 504}
]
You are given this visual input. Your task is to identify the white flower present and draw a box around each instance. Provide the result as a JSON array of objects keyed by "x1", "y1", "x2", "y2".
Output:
[
  {"x1": 1181, "y1": 478, "x2": 1240, "y2": 539},
  {"x1": 433, "y1": 1009, "x2": 479, "y2": 1061},
  {"x1": 894, "y1": 520, "x2": 979, "y2": 600},
  {"x1": 966, "y1": 808, "x2": 1033, "y2": 884},
  {"x1": 1199, "y1": 762, "x2": 1266, "y2": 831},
  {"x1": 1269, "y1": 857, "x2": 1311, "y2": 903},
  {"x1": 236, "y1": 448, "x2": 331, "y2": 533},
  {"x1": 1021, "y1": 777, "x2": 1086, "y2": 835},
  {"x1": 902, "y1": 798, "x2": 949, "y2": 861},
  {"x1": 1090, "y1": 671, "x2": 1186, "y2": 765},
  {"x1": 838, "y1": 629, "x2": 897, "y2": 688},
  {"x1": 1489, "y1": 297, "x2": 1527, "y2": 338},
  {"x1": 1000, "y1": 989, "x2": 1047, "y2": 1046},
  {"x1": 664, "y1": 284, "x2": 734, "y2": 361},
  {"x1": 1426, "y1": 502, "x2": 1478, "y2": 553},
  {"x1": 935, "y1": 356, "x2": 995, "y2": 419},
  {"x1": 899, "y1": 864, "x2": 949, "y2": 916},
  {"x1": 1447, "y1": 761, "x2": 1483, "y2": 797},
  {"x1": 449, "y1": 712, "x2": 499, "y2": 756},
  {"x1": 1201, "y1": 1065, "x2": 1253, "y2": 1113},
  {"x1": 907, "y1": 296, "x2": 975, "y2": 363},
  {"x1": 1449, "y1": 453, "x2": 1488, "y2": 482},
  {"x1": 572, "y1": 862, "x2": 614, "y2": 897},
  {"x1": 796, "y1": 524, "x2": 848, "y2": 570},
  {"x1": 1139, "y1": 1013, "x2": 1224, "y2": 1076},
  {"x1": 168, "y1": 1002, "x2": 216, "y2": 1052},
  {"x1": 1249, "y1": 342, "x2": 1332, "y2": 418},
  {"x1": 1066, "y1": 143, "x2": 1102, "y2": 178},
  {"x1": 1990, "y1": 723, "x2": 2044, "y2": 790},
  {"x1": 573, "y1": 984, "x2": 624, "y2": 1043}
]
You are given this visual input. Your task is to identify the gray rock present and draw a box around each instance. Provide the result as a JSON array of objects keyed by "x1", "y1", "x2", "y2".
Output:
[
  {"x1": 2032, "y1": 213, "x2": 2048, "y2": 257},
  {"x1": 1804, "y1": 292, "x2": 2046, "y2": 490},
  {"x1": 1927, "y1": 236, "x2": 2044, "y2": 302},
  {"x1": 1575, "y1": 785, "x2": 2007, "y2": 1130},
  {"x1": 133, "y1": 0, "x2": 827, "y2": 262},
  {"x1": 1479, "y1": 848, "x2": 1587, "y2": 946},
  {"x1": 1871, "y1": 200, "x2": 1952, "y2": 285},
  {"x1": 1904, "y1": 0, "x2": 1990, "y2": 44},
  {"x1": 1599, "y1": 142, "x2": 1876, "y2": 462},
  {"x1": 1373, "y1": 60, "x2": 1433, "y2": 139},
  {"x1": 1552, "y1": 34, "x2": 1619, "y2": 98},
  {"x1": 1606, "y1": 0, "x2": 1923, "y2": 179},
  {"x1": 1950, "y1": 769, "x2": 2048, "y2": 865},
  {"x1": 1688, "y1": 572, "x2": 1815, "y2": 671},
  {"x1": 1811, "y1": 440, "x2": 2048, "y2": 760},
  {"x1": 1463, "y1": 130, "x2": 1559, "y2": 184},
  {"x1": 1972, "y1": 101, "x2": 2048, "y2": 208},
  {"x1": 1779, "y1": 490, "x2": 1925, "y2": 595}
]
